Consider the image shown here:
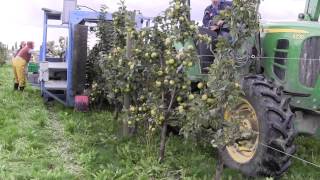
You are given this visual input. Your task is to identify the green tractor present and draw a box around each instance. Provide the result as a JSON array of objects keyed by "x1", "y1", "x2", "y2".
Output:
[{"x1": 183, "y1": 0, "x2": 320, "y2": 178}]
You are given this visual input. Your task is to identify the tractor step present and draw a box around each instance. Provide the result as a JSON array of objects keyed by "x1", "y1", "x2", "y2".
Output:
[{"x1": 44, "y1": 80, "x2": 67, "y2": 90}]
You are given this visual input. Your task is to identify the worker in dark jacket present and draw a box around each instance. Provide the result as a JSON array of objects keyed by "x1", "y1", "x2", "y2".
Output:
[
  {"x1": 12, "y1": 41, "x2": 34, "y2": 91},
  {"x1": 203, "y1": 0, "x2": 232, "y2": 30}
]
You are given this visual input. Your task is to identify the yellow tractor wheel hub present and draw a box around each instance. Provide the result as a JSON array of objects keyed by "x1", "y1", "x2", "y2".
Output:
[{"x1": 224, "y1": 99, "x2": 259, "y2": 164}]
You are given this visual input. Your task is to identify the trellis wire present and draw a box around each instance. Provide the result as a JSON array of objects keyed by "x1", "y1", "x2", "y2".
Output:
[{"x1": 260, "y1": 143, "x2": 320, "y2": 169}]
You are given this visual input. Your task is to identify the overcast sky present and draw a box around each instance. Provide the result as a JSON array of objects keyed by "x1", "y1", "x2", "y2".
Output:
[{"x1": 0, "y1": 0, "x2": 306, "y2": 49}]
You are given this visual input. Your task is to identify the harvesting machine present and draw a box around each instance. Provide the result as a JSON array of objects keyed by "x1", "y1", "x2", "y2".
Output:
[{"x1": 38, "y1": 0, "x2": 150, "y2": 108}]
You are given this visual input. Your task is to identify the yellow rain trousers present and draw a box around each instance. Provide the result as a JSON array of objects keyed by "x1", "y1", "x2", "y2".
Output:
[{"x1": 12, "y1": 57, "x2": 27, "y2": 87}]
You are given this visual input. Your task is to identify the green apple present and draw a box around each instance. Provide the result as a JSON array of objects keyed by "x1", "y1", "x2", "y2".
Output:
[
  {"x1": 176, "y1": 53, "x2": 181, "y2": 60},
  {"x1": 189, "y1": 24, "x2": 197, "y2": 31},
  {"x1": 201, "y1": 94, "x2": 208, "y2": 101},
  {"x1": 142, "y1": 107, "x2": 147, "y2": 112},
  {"x1": 168, "y1": 58, "x2": 175, "y2": 65},
  {"x1": 178, "y1": 106, "x2": 185, "y2": 113},
  {"x1": 165, "y1": 67, "x2": 169, "y2": 74},
  {"x1": 166, "y1": 50, "x2": 172, "y2": 56},
  {"x1": 165, "y1": 38, "x2": 172, "y2": 46},
  {"x1": 159, "y1": 115, "x2": 165, "y2": 121},
  {"x1": 130, "y1": 106, "x2": 136, "y2": 112},
  {"x1": 151, "y1": 52, "x2": 158, "y2": 59},
  {"x1": 169, "y1": 80, "x2": 175, "y2": 85},
  {"x1": 167, "y1": 11, "x2": 173, "y2": 18},
  {"x1": 182, "y1": 85, "x2": 188, "y2": 90},
  {"x1": 155, "y1": 81, "x2": 162, "y2": 87},
  {"x1": 141, "y1": 31, "x2": 146, "y2": 37},
  {"x1": 207, "y1": 98, "x2": 215, "y2": 105},
  {"x1": 175, "y1": 4, "x2": 180, "y2": 10},
  {"x1": 124, "y1": 87, "x2": 131, "y2": 93},
  {"x1": 187, "y1": 45, "x2": 194, "y2": 50},
  {"x1": 157, "y1": 70, "x2": 164, "y2": 76},
  {"x1": 188, "y1": 94, "x2": 195, "y2": 100},
  {"x1": 197, "y1": 82, "x2": 204, "y2": 89},
  {"x1": 151, "y1": 109, "x2": 157, "y2": 116}
]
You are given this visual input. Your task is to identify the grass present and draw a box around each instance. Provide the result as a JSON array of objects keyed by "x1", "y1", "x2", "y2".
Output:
[
  {"x1": 0, "y1": 65, "x2": 75, "y2": 179},
  {"x1": 1, "y1": 64, "x2": 320, "y2": 179}
]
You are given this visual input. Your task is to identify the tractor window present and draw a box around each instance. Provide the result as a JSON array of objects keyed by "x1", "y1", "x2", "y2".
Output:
[
  {"x1": 274, "y1": 66, "x2": 286, "y2": 81},
  {"x1": 273, "y1": 39, "x2": 289, "y2": 81},
  {"x1": 274, "y1": 52, "x2": 287, "y2": 65},
  {"x1": 276, "y1": 39, "x2": 289, "y2": 49},
  {"x1": 299, "y1": 36, "x2": 320, "y2": 88}
]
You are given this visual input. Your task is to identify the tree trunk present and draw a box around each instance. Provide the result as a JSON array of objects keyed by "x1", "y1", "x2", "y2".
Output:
[
  {"x1": 114, "y1": 103, "x2": 120, "y2": 120},
  {"x1": 214, "y1": 149, "x2": 224, "y2": 180},
  {"x1": 123, "y1": 94, "x2": 130, "y2": 137},
  {"x1": 159, "y1": 121, "x2": 168, "y2": 163},
  {"x1": 158, "y1": 88, "x2": 176, "y2": 162}
]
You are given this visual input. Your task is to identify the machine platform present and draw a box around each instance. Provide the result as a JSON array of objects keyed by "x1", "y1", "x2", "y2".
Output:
[
  {"x1": 44, "y1": 80, "x2": 67, "y2": 90},
  {"x1": 48, "y1": 62, "x2": 67, "y2": 70}
]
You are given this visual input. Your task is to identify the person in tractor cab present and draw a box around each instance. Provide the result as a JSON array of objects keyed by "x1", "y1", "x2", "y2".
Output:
[
  {"x1": 203, "y1": 0, "x2": 232, "y2": 32},
  {"x1": 197, "y1": 0, "x2": 232, "y2": 73},
  {"x1": 12, "y1": 41, "x2": 35, "y2": 91}
]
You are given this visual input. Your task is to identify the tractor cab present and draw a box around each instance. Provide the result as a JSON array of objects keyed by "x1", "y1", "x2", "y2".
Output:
[
  {"x1": 261, "y1": 21, "x2": 320, "y2": 112},
  {"x1": 259, "y1": 0, "x2": 320, "y2": 137}
]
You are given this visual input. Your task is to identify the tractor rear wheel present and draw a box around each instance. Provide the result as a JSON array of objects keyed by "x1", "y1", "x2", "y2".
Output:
[{"x1": 221, "y1": 74, "x2": 297, "y2": 177}]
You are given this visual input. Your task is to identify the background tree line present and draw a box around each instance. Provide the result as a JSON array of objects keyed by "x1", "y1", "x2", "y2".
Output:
[{"x1": 0, "y1": 42, "x2": 9, "y2": 66}]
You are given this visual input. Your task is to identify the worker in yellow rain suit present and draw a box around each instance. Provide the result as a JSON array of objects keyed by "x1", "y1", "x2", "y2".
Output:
[
  {"x1": 12, "y1": 41, "x2": 34, "y2": 91},
  {"x1": 12, "y1": 41, "x2": 26, "y2": 90}
]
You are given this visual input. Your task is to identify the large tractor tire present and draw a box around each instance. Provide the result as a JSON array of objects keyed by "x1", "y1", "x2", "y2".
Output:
[{"x1": 221, "y1": 74, "x2": 297, "y2": 177}]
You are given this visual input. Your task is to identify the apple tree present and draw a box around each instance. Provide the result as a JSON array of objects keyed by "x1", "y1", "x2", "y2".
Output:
[{"x1": 181, "y1": 0, "x2": 261, "y2": 179}]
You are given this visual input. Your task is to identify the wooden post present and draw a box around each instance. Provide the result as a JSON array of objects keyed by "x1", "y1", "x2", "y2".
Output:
[
  {"x1": 187, "y1": 0, "x2": 191, "y2": 20},
  {"x1": 123, "y1": 13, "x2": 134, "y2": 137}
]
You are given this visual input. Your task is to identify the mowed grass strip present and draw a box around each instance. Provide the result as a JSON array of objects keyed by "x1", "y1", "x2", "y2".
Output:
[{"x1": 0, "y1": 65, "x2": 76, "y2": 179}]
